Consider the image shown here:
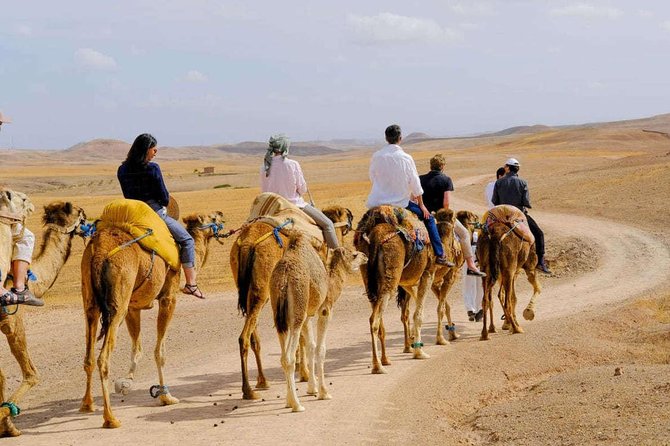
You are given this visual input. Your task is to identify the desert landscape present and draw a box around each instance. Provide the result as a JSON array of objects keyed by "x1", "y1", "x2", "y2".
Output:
[{"x1": 0, "y1": 113, "x2": 669, "y2": 445}]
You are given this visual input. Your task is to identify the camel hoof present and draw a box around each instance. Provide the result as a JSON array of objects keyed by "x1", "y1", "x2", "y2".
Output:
[
  {"x1": 291, "y1": 405, "x2": 306, "y2": 413},
  {"x1": 159, "y1": 394, "x2": 179, "y2": 406},
  {"x1": 243, "y1": 390, "x2": 261, "y2": 400},
  {"x1": 102, "y1": 418, "x2": 121, "y2": 429},
  {"x1": 403, "y1": 346, "x2": 412, "y2": 354},
  {"x1": 381, "y1": 358, "x2": 391, "y2": 366},
  {"x1": 523, "y1": 308, "x2": 535, "y2": 321},
  {"x1": 255, "y1": 381, "x2": 270, "y2": 390},
  {"x1": 306, "y1": 388, "x2": 317, "y2": 396},
  {"x1": 0, "y1": 420, "x2": 21, "y2": 438},
  {"x1": 488, "y1": 326, "x2": 497, "y2": 333},
  {"x1": 371, "y1": 365, "x2": 387, "y2": 375},
  {"x1": 318, "y1": 392, "x2": 332, "y2": 400},
  {"x1": 502, "y1": 321, "x2": 511, "y2": 331},
  {"x1": 79, "y1": 402, "x2": 95, "y2": 413},
  {"x1": 448, "y1": 332, "x2": 460, "y2": 341},
  {"x1": 413, "y1": 349, "x2": 430, "y2": 360},
  {"x1": 436, "y1": 337, "x2": 448, "y2": 346},
  {"x1": 480, "y1": 334, "x2": 490, "y2": 341},
  {"x1": 512, "y1": 326, "x2": 524, "y2": 334}
]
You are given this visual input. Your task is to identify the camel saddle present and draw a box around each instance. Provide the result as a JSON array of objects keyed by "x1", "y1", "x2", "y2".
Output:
[
  {"x1": 355, "y1": 205, "x2": 429, "y2": 246},
  {"x1": 247, "y1": 192, "x2": 324, "y2": 245},
  {"x1": 96, "y1": 199, "x2": 180, "y2": 270},
  {"x1": 481, "y1": 205, "x2": 535, "y2": 244},
  {"x1": 0, "y1": 189, "x2": 34, "y2": 226}
]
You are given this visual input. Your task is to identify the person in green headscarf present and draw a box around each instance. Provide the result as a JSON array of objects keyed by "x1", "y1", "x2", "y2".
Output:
[{"x1": 260, "y1": 134, "x2": 340, "y2": 248}]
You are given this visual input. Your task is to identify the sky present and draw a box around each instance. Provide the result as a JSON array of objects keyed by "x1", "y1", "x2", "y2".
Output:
[{"x1": 1, "y1": 0, "x2": 670, "y2": 149}]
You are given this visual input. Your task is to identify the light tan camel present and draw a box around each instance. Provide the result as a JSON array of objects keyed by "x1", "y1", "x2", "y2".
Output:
[
  {"x1": 397, "y1": 209, "x2": 471, "y2": 347},
  {"x1": 230, "y1": 204, "x2": 352, "y2": 400},
  {"x1": 270, "y1": 232, "x2": 367, "y2": 412},
  {"x1": 78, "y1": 207, "x2": 223, "y2": 428},
  {"x1": 355, "y1": 207, "x2": 435, "y2": 374},
  {"x1": 476, "y1": 205, "x2": 541, "y2": 340},
  {"x1": 0, "y1": 200, "x2": 87, "y2": 437}
]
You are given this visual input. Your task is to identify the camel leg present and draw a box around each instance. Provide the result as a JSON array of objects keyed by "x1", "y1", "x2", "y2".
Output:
[
  {"x1": 399, "y1": 294, "x2": 412, "y2": 353},
  {"x1": 154, "y1": 295, "x2": 179, "y2": 406},
  {"x1": 239, "y1": 305, "x2": 264, "y2": 400},
  {"x1": 0, "y1": 366, "x2": 18, "y2": 437},
  {"x1": 250, "y1": 329, "x2": 270, "y2": 390},
  {"x1": 98, "y1": 310, "x2": 126, "y2": 428},
  {"x1": 440, "y1": 272, "x2": 460, "y2": 342},
  {"x1": 315, "y1": 307, "x2": 332, "y2": 400},
  {"x1": 296, "y1": 336, "x2": 309, "y2": 383},
  {"x1": 369, "y1": 297, "x2": 388, "y2": 374},
  {"x1": 302, "y1": 319, "x2": 317, "y2": 396},
  {"x1": 522, "y1": 267, "x2": 541, "y2": 321},
  {"x1": 433, "y1": 282, "x2": 447, "y2": 346},
  {"x1": 379, "y1": 316, "x2": 391, "y2": 366},
  {"x1": 411, "y1": 274, "x2": 431, "y2": 360},
  {"x1": 282, "y1": 324, "x2": 304, "y2": 412},
  {"x1": 500, "y1": 287, "x2": 511, "y2": 331},
  {"x1": 0, "y1": 318, "x2": 32, "y2": 437},
  {"x1": 508, "y1": 277, "x2": 524, "y2": 334},
  {"x1": 480, "y1": 281, "x2": 492, "y2": 341},
  {"x1": 80, "y1": 307, "x2": 100, "y2": 413},
  {"x1": 125, "y1": 309, "x2": 143, "y2": 380}
]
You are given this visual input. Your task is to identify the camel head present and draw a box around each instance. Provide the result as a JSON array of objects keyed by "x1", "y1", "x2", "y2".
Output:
[
  {"x1": 331, "y1": 246, "x2": 368, "y2": 272},
  {"x1": 182, "y1": 211, "x2": 226, "y2": 241},
  {"x1": 42, "y1": 201, "x2": 87, "y2": 235},
  {"x1": 456, "y1": 210, "x2": 480, "y2": 238},
  {"x1": 322, "y1": 205, "x2": 354, "y2": 236}
]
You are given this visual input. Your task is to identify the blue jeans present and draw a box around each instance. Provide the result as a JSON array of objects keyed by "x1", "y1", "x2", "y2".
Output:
[
  {"x1": 147, "y1": 201, "x2": 196, "y2": 268},
  {"x1": 406, "y1": 201, "x2": 444, "y2": 258}
]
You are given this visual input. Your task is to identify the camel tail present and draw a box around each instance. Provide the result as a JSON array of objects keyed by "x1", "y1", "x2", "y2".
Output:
[
  {"x1": 365, "y1": 237, "x2": 381, "y2": 303},
  {"x1": 274, "y1": 280, "x2": 289, "y2": 334},
  {"x1": 237, "y1": 245, "x2": 256, "y2": 317},
  {"x1": 93, "y1": 259, "x2": 112, "y2": 341},
  {"x1": 396, "y1": 286, "x2": 408, "y2": 308},
  {"x1": 489, "y1": 236, "x2": 500, "y2": 284}
]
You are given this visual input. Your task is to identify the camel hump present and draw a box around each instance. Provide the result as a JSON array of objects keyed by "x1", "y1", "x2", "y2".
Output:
[
  {"x1": 356, "y1": 205, "x2": 428, "y2": 244},
  {"x1": 248, "y1": 192, "x2": 324, "y2": 244},
  {"x1": 483, "y1": 205, "x2": 535, "y2": 244}
]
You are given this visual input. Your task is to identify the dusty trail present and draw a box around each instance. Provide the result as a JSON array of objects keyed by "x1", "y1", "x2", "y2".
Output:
[{"x1": 1, "y1": 199, "x2": 668, "y2": 445}]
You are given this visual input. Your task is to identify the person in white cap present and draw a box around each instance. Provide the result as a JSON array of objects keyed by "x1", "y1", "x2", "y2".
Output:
[{"x1": 492, "y1": 157, "x2": 551, "y2": 274}]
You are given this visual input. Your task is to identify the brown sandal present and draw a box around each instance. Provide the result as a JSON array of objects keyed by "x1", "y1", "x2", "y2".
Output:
[
  {"x1": 182, "y1": 283, "x2": 205, "y2": 299},
  {"x1": 1, "y1": 289, "x2": 45, "y2": 307}
]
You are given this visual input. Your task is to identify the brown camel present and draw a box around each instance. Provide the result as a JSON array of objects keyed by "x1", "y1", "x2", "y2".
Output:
[
  {"x1": 476, "y1": 205, "x2": 542, "y2": 340},
  {"x1": 230, "y1": 203, "x2": 353, "y2": 400},
  {"x1": 355, "y1": 206, "x2": 435, "y2": 374},
  {"x1": 0, "y1": 200, "x2": 87, "y2": 437},
  {"x1": 271, "y1": 232, "x2": 367, "y2": 412},
  {"x1": 78, "y1": 206, "x2": 222, "y2": 429}
]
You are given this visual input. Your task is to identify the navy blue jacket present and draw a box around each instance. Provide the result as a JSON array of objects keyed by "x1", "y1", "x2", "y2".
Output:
[{"x1": 117, "y1": 162, "x2": 170, "y2": 207}]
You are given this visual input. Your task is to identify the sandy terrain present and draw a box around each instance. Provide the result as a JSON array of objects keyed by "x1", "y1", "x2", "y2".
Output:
[{"x1": 0, "y1": 116, "x2": 669, "y2": 445}]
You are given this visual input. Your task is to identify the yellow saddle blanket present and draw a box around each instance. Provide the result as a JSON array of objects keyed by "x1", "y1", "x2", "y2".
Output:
[
  {"x1": 481, "y1": 205, "x2": 535, "y2": 244},
  {"x1": 97, "y1": 199, "x2": 180, "y2": 270},
  {"x1": 247, "y1": 192, "x2": 324, "y2": 244}
]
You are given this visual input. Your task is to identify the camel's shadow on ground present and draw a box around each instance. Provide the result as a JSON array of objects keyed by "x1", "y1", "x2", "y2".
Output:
[{"x1": 17, "y1": 318, "x2": 484, "y2": 434}]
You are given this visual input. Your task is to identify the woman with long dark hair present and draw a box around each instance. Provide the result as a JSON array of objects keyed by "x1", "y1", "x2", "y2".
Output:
[{"x1": 117, "y1": 133, "x2": 204, "y2": 298}]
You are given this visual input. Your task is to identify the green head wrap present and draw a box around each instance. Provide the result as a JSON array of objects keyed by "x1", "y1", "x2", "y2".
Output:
[{"x1": 264, "y1": 134, "x2": 290, "y2": 177}]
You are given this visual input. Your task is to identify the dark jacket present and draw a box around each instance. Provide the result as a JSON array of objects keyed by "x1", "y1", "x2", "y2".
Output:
[
  {"x1": 492, "y1": 172, "x2": 531, "y2": 211},
  {"x1": 117, "y1": 161, "x2": 170, "y2": 207}
]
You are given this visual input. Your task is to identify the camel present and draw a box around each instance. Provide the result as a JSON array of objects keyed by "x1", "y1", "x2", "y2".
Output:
[
  {"x1": 476, "y1": 205, "x2": 542, "y2": 340},
  {"x1": 355, "y1": 206, "x2": 435, "y2": 374},
  {"x1": 230, "y1": 202, "x2": 353, "y2": 400},
  {"x1": 78, "y1": 205, "x2": 223, "y2": 429},
  {"x1": 0, "y1": 200, "x2": 87, "y2": 437},
  {"x1": 270, "y1": 232, "x2": 367, "y2": 412}
]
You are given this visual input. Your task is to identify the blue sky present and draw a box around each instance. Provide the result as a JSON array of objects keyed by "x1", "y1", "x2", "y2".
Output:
[{"x1": 1, "y1": 0, "x2": 670, "y2": 149}]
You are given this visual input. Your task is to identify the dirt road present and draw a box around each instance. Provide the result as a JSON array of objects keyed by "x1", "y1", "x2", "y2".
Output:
[{"x1": 2, "y1": 197, "x2": 669, "y2": 445}]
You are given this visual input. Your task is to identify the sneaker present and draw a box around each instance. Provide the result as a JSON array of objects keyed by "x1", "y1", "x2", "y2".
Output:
[
  {"x1": 466, "y1": 268, "x2": 486, "y2": 277},
  {"x1": 436, "y1": 256, "x2": 455, "y2": 267},
  {"x1": 474, "y1": 309, "x2": 483, "y2": 322},
  {"x1": 2, "y1": 287, "x2": 45, "y2": 307},
  {"x1": 467, "y1": 311, "x2": 475, "y2": 321},
  {"x1": 536, "y1": 259, "x2": 551, "y2": 274}
]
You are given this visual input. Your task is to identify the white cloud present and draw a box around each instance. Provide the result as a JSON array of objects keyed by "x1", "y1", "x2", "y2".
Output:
[
  {"x1": 16, "y1": 24, "x2": 32, "y2": 36},
  {"x1": 347, "y1": 12, "x2": 461, "y2": 44},
  {"x1": 74, "y1": 48, "x2": 117, "y2": 71},
  {"x1": 637, "y1": 10, "x2": 654, "y2": 18},
  {"x1": 662, "y1": 21, "x2": 670, "y2": 32},
  {"x1": 550, "y1": 3, "x2": 623, "y2": 19},
  {"x1": 184, "y1": 70, "x2": 208, "y2": 83}
]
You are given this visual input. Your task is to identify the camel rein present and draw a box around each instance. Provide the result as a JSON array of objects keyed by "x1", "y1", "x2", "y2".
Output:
[
  {"x1": 235, "y1": 218, "x2": 294, "y2": 248},
  {"x1": 107, "y1": 229, "x2": 154, "y2": 259},
  {"x1": 198, "y1": 222, "x2": 226, "y2": 244}
]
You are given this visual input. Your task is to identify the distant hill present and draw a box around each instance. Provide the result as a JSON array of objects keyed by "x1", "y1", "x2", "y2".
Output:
[
  {"x1": 485, "y1": 125, "x2": 552, "y2": 137},
  {"x1": 404, "y1": 132, "x2": 431, "y2": 141}
]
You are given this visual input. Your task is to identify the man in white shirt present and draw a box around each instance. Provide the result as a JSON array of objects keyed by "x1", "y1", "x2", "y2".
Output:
[
  {"x1": 367, "y1": 124, "x2": 452, "y2": 266},
  {"x1": 484, "y1": 167, "x2": 506, "y2": 209}
]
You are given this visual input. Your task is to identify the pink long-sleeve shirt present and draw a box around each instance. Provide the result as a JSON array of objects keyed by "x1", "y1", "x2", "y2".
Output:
[{"x1": 260, "y1": 156, "x2": 308, "y2": 208}]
